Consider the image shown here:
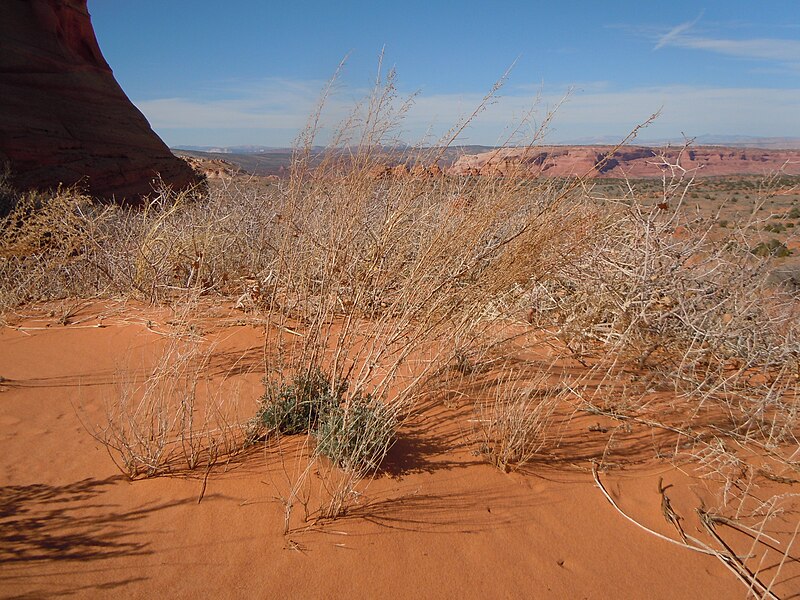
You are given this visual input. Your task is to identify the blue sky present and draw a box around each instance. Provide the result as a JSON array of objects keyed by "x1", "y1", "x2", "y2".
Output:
[{"x1": 90, "y1": 1, "x2": 800, "y2": 148}]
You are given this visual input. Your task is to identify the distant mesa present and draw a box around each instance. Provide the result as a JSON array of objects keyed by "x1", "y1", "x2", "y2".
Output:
[
  {"x1": 450, "y1": 146, "x2": 800, "y2": 178},
  {"x1": 0, "y1": 0, "x2": 201, "y2": 202},
  {"x1": 366, "y1": 162, "x2": 444, "y2": 179},
  {"x1": 179, "y1": 143, "x2": 800, "y2": 181}
]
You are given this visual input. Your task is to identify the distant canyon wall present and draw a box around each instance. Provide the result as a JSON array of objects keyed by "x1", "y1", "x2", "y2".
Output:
[
  {"x1": 0, "y1": 0, "x2": 200, "y2": 201},
  {"x1": 450, "y1": 146, "x2": 800, "y2": 178}
]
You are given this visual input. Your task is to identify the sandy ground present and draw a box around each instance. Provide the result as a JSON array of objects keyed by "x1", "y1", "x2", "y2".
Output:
[{"x1": 1, "y1": 301, "x2": 797, "y2": 599}]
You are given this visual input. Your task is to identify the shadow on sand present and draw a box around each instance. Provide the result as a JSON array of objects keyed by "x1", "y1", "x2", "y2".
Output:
[{"x1": 0, "y1": 476, "x2": 190, "y2": 596}]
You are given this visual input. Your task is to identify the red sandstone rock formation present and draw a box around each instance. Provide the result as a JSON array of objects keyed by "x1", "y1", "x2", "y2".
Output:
[
  {"x1": 450, "y1": 146, "x2": 800, "y2": 179},
  {"x1": 408, "y1": 163, "x2": 443, "y2": 178},
  {"x1": 367, "y1": 164, "x2": 391, "y2": 179},
  {"x1": 181, "y1": 156, "x2": 243, "y2": 180},
  {"x1": 0, "y1": 0, "x2": 201, "y2": 201}
]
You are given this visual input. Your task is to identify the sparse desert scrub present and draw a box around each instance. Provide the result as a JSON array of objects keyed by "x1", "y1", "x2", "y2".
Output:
[
  {"x1": 6, "y1": 142, "x2": 798, "y2": 469},
  {"x1": 0, "y1": 174, "x2": 289, "y2": 309},
  {"x1": 3, "y1": 62, "x2": 800, "y2": 574},
  {"x1": 519, "y1": 155, "x2": 800, "y2": 463},
  {"x1": 2, "y1": 65, "x2": 601, "y2": 520}
]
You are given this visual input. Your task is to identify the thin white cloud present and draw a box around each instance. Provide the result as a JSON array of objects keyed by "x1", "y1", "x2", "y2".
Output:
[
  {"x1": 654, "y1": 12, "x2": 704, "y2": 50},
  {"x1": 653, "y1": 15, "x2": 800, "y2": 71},
  {"x1": 137, "y1": 97, "x2": 303, "y2": 129},
  {"x1": 669, "y1": 37, "x2": 800, "y2": 63},
  {"x1": 135, "y1": 77, "x2": 358, "y2": 129},
  {"x1": 406, "y1": 86, "x2": 800, "y2": 144}
]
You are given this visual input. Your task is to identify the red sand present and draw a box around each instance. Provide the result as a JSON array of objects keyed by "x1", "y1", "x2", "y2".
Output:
[{"x1": 1, "y1": 301, "x2": 796, "y2": 598}]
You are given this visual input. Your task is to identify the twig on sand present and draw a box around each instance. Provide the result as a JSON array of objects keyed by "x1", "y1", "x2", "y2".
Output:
[
  {"x1": 591, "y1": 462, "x2": 715, "y2": 555},
  {"x1": 284, "y1": 539, "x2": 307, "y2": 554},
  {"x1": 198, "y1": 463, "x2": 212, "y2": 504},
  {"x1": 710, "y1": 514, "x2": 780, "y2": 546},
  {"x1": 658, "y1": 477, "x2": 688, "y2": 543},
  {"x1": 7, "y1": 323, "x2": 105, "y2": 331},
  {"x1": 699, "y1": 510, "x2": 780, "y2": 600},
  {"x1": 593, "y1": 462, "x2": 784, "y2": 599}
]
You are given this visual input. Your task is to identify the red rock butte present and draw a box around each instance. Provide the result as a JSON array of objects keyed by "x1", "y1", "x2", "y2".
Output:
[{"x1": 0, "y1": 0, "x2": 201, "y2": 201}]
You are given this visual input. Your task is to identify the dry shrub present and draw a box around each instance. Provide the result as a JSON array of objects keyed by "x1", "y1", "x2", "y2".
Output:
[
  {"x1": 236, "y1": 62, "x2": 600, "y2": 520},
  {"x1": 683, "y1": 434, "x2": 800, "y2": 598},
  {"x1": 0, "y1": 176, "x2": 285, "y2": 309},
  {"x1": 0, "y1": 187, "x2": 113, "y2": 307},
  {"x1": 88, "y1": 332, "x2": 249, "y2": 479},
  {"x1": 523, "y1": 152, "x2": 800, "y2": 459},
  {"x1": 474, "y1": 368, "x2": 563, "y2": 472}
]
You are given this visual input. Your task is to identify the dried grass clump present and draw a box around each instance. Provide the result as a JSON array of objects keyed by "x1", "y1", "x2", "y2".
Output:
[
  {"x1": 474, "y1": 368, "x2": 563, "y2": 472},
  {"x1": 0, "y1": 176, "x2": 287, "y2": 308}
]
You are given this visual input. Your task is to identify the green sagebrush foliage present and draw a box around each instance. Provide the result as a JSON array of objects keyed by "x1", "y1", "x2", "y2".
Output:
[
  {"x1": 254, "y1": 368, "x2": 344, "y2": 435},
  {"x1": 252, "y1": 368, "x2": 396, "y2": 474},
  {"x1": 315, "y1": 393, "x2": 397, "y2": 475}
]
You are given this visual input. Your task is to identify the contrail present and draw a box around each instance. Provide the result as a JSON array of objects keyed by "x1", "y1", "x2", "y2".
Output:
[{"x1": 655, "y1": 11, "x2": 704, "y2": 50}]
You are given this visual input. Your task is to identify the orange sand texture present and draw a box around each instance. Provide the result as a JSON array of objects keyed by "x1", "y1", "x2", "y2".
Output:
[{"x1": 1, "y1": 300, "x2": 798, "y2": 599}]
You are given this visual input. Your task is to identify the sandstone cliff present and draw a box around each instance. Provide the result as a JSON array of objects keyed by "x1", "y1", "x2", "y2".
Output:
[
  {"x1": 450, "y1": 146, "x2": 800, "y2": 178},
  {"x1": 0, "y1": 0, "x2": 201, "y2": 201}
]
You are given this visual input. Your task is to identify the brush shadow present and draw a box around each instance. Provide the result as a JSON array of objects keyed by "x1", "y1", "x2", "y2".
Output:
[{"x1": 0, "y1": 475, "x2": 192, "y2": 594}]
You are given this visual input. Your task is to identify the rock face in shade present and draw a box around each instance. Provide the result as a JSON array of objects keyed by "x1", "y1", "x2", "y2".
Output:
[
  {"x1": 450, "y1": 146, "x2": 800, "y2": 178},
  {"x1": 0, "y1": 0, "x2": 201, "y2": 201}
]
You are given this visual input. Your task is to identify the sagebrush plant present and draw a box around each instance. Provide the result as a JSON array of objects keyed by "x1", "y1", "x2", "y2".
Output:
[
  {"x1": 251, "y1": 368, "x2": 397, "y2": 476},
  {"x1": 252, "y1": 368, "x2": 343, "y2": 437},
  {"x1": 314, "y1": 392, "x2": 398, "y2": 476}
]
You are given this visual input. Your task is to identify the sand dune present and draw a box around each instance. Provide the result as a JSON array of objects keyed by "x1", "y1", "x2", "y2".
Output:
[{"x1": 2, "y1": 301, "x2": 796, "y2": 598}]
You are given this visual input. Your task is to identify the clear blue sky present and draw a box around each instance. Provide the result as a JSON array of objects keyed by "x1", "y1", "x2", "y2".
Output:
[{"x1": 90, "y1": 1, "x2": 800, "y2": 148}]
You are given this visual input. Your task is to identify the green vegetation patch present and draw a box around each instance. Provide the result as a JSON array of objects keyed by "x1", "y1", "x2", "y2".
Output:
[
  {"x1": 751, "y1": 238, "x2": 792, "y2": 258},
  {"x1": 251, "y1": 368, "x2": 397, "y2": 474}
]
